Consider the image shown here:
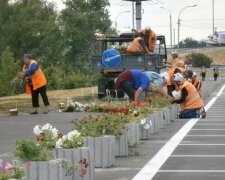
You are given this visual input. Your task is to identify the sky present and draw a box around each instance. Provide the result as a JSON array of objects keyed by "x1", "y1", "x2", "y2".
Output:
[{"x1": 52, "y1": 0, "x2": 225, "y2": 46}]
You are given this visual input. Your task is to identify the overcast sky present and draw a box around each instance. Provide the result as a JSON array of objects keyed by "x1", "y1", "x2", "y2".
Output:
[{"x1": 52, "y1": 0, "x2": 225, "y2": 45}]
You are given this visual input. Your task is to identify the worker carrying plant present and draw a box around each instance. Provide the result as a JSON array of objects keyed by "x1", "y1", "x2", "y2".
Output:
[
  {"x1": 171, "y1": 72, "x2": 206, "y2": 119},
  {"x1": 133, "y1": 25, "x2": 156, "y2": 52}
]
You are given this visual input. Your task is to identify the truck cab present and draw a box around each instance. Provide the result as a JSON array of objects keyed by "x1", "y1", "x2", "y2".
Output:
[{"x1": 91, "y1": 32, "x2": 167, "y2": 98}]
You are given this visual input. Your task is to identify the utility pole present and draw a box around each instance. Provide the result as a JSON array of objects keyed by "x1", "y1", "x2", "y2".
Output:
[
  {"x1": 212, "y1": 0, "x2": 215, "y2": 34},
  {"x1": 124, "y1": 0, "x2": 150, "y2": 31}
]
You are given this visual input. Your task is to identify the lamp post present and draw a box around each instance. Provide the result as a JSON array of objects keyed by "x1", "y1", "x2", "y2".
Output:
[
  {"x1": 160, "y1": 7, "x2": 172, "y2": 50},
  {"x1": 115, "y1": 11, "x2": 131, "y2": 32},
  {"x1": 177, "y1": 4, "x2": 197, "y2": 48},
  {"x1": 212, "y1": 0, "x2": 214, "y2": 34}
]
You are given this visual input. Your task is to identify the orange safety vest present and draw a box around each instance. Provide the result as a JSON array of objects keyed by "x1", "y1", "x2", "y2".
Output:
[
  {"x1": 172, "y1": 58, "x2": 185, "y2": 68},
  {"x1": 179, "y1": 81, "x2": 204, "y2": 110},
  {"x1": 127, "y1": 37, "x2": 144, "y2": 53},
  {"x1": 23, "y1": 60, "x2": 47, "y2": 93},
  {"x1": 192, "y1": 79, "x2": 202, "y2": 97},
  {"x1": 166, "y1": 67, "x2": 186, "y2": 86},
  {"x1": 142, "y1": 29, "x2": 156, "y2": 52}
]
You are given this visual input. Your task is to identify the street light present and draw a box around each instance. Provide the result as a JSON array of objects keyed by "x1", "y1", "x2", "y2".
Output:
[
  {"x1": 160, "y1": 7, "x2": 172, "y2": 50},
  {"x1": 177, "y1": 4, "x2": 197, "y2": 48},
  {"x1": 115, "y1": 11, "x2": 131, "y2": 32}
]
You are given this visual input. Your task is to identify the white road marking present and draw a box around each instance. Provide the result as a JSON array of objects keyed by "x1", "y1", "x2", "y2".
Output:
[{"x1": 132, "y1": 84, "x2": 225, "y2": 180}]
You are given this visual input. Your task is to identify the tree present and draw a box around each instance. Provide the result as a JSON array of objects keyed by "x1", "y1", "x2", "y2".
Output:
[
  {"x1": 59, "y1": 0, "x2": 111, "y2": 72},
  {"x1": 186, "y1": 52, "x2": 212, "y2": 67},
  {"x1": 0, "y1": 47, "x2": 20, "y2": 96}
]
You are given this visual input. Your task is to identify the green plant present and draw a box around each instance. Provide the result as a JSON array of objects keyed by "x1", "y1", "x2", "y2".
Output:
[
  {"x1": 187, "y1": 52, "x2": 213, "y2": 67},
  {"x1": 14, "y1": 139, "x2": 53, "y2": 162},
  {"x1": 55, "y1": 130, "x2": 85, "y2": 149},
  {"x1": 0, "y1": 159, "x2": 25, "y2": 180}
]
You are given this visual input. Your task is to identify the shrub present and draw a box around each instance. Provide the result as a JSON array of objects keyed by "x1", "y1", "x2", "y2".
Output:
[{"x1": 187, "y1": 52, "x2": 212, "y2": 67}]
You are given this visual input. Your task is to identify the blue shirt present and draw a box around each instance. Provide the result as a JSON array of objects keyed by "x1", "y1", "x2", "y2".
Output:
[
  {"x1": 143, "y1": 71, "x2": 163, "y2": 84},
  {"x1": 24, "y1": 63, "x2": 39, "y2": 76},
  {"x1": 130, "y1": 69, "x2": 150, "y2": 91}
]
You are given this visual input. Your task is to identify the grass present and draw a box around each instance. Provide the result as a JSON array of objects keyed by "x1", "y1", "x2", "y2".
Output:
[{"x1": 0, "y1": 86, "x2": 97, "y2": 116}]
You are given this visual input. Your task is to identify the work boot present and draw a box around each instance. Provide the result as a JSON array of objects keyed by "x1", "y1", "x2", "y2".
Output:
[{"x1": 200, "y1": 107, "x2": 206, "y2": 118}]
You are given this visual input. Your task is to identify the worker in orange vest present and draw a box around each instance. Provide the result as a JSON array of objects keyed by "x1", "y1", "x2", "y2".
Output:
[
  {"x1": 172, "y1": 73, "x2": 206, "y2": 118},
  {"x1": 161, "y1": 67, "x2": 186, "y2": 97},
  {"x1": 191, "y1": 72, "x2": 203, "y2": 97},
  {"x1": 127, "y1": 32, "x2": 150, "y2": 54},
  {"x1": 18, "y1": 54, "x2": 50, "y2": 114},
  {"x1": 133, "y1": 26, "x2": 156, "y2": 52}
]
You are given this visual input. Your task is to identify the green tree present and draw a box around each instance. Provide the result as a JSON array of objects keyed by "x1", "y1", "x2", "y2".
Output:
[
  {"x1": 0, "y1": 47, "x2": 20, "y2": 96},
  {"x1": 187, "y1": 52, "x2": 212, "y2": 67},
  {"x1": 59, "y1": 0, "x2": 111, "y2": 72}
]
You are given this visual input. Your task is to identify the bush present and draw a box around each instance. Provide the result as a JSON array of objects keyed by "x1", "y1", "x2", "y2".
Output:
[{"x1": 186, "y1": 52, "x2": 212, "y2": 67}]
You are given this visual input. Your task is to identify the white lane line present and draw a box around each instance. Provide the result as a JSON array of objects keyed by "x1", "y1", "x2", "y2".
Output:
[
  {"x1": 158, "y1": 170, "x2": 225, "y2": 173},
  {"x1": 191, "y1": 129, "x2": 225, "y2": 130},
  {"x1": 186, "y1": 135, "x2": 225, "y2": 137},
  {"x1": 132, "y1": 84, "x2": 225, "y2": 180},
  {"x1": 179, "y1": 144, "x2": 225, "y2": 146},
  {"x1": 171, "y1": 155, "x2": 225, "y2": 157}
]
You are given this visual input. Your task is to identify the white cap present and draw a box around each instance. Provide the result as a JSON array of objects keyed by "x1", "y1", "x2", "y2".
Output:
[
  {"x1": 160, "y1": 72, "x2": 170, "y2": 82},
  {"x1": 193, "y1": 72, "x2": 197, "y2": 77},
  {"x1": 145, "y1": 25, "x2": 151, "y2": 30},
  {"x1": 174, "y1": 73, "x2": 184, "y2": 82},
  {"x1": 172, "y1": 90, "x2": 181, "y2": 100}
]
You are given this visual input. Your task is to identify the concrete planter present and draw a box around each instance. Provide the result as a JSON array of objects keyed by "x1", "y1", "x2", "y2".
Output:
[
  {"x1": 162, "y1": 107, "x2": 171, "y2": 124},
  {"x1": 85, "y1": 136, "x2": 115, "y2": 168},
  {"x1": 151, "y1": 113, "x2": 161, "y2": 133},
  {"x1": 13, "y1": 159, "x2": 65, "y2": 180},
  {"x1": 139, "y1": 115, "x2": 153, "y2": 140},
  {"x1": 169, "y1": 104, "x2": 179, "y2": 120},
  {"x1": 55, "y1": 147, "x2": 94, "y2": 180},
  {"x1": 126, "y1": 123, "x2": 140, "y2": 145},
  {"x1": 115, "y1": 131, "x2": 128, "y2": 157}
]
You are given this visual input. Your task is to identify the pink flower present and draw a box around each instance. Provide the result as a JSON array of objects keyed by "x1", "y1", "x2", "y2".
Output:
[
  {"x1": 4, "y1": 162, "x2": 13, "y2": 172},
  {"x1": 24, "y1": 162, "x2": 32, "y2": 169}
]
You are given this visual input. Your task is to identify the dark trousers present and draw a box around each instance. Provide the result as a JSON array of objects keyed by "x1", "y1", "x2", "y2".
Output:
[
  {"x1": 179, "y1": 108, "x2": 200, "y2": 119},
  {"x1": 120, "y1": 81, "x2": 135, "y2": 101},
  {"x1": 167, "y1": 85, "x2": 175, "y2": 97},
  {"x1": 31, "y1": 85, "x2": 50, "y2": 108},
  {"x1": 214, "y1": 74, "x2": 218, "y2": 81},
  {"x1": 201, "y1": 72, "x2": 206, "y2": 81}
]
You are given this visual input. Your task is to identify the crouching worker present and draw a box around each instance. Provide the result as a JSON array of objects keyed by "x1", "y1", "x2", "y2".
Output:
[
  {"x1": 114, "y1": 69, "x2": 150, "y2": 104},
  {"x1": 172, "y1": 73, "x2": 206, "y2": 119}
]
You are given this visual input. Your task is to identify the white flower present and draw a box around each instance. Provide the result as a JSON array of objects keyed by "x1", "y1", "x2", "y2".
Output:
[
  {"x1": 55, "y1": 139, "x2": 63, "y2": 148},
  {"x1": 51, "y1": 128, "x2": 59, "y2": 138},
  {"x1": 67, "y1": 130, "x2": 80, "y2": 140},
  {"x1": 143, "y1": 124, "x2": 150, "y2": 130},
  {"x1": 140, "y1": 118, "x2": 147, "y2": 125},
  {"x1": 41, "y1": 123, "x2": 53, "y2": 131},
  {"x1": 33, "y1": 125, "x2": 42, "y2": 135}
]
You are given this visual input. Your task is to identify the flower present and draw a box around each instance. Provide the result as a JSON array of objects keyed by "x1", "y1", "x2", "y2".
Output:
[
  {"x1": 41, "y1": 123, "x2": 53, "y2": 131},
  {"x1": 4, "y1": 162, "x2": 13, "y2": 172},
  {"x1": 67, "y1": 130, "x2": 81, "y2": 140},
  {"x1": 55, "y1": 130, "x2": 84, "y2": 149},
  {"x1": 33, "y1": 125, "x2": 42, "y2": 135},
  {"x1": 51, "y1": 128, "x2": 59, "y2": 138},
  {"x1": 143, "y1": 124, "x2": 150, "y2": 130},
  {"x1": 140, "y1": 118, "x2": 147, "y2": 125},
  {"x1": 55, "y1": 138, "x2": 63, "y2": 148}
]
